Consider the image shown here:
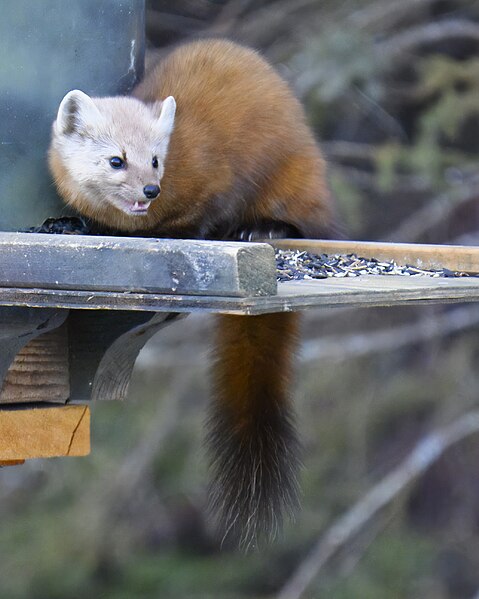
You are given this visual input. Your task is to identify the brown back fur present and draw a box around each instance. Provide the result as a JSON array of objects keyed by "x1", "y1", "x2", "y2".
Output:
[{"x1": 134, "y1": 39, "x2": 332, "y2": 238}]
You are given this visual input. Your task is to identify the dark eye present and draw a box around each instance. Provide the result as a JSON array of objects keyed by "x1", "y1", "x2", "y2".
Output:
[
  {"x1": 109, "y1": 156, "x2": 125, "y2": 169},
  {"x1": 152, "y1": 156, "x2": 159, "y2": 169}
]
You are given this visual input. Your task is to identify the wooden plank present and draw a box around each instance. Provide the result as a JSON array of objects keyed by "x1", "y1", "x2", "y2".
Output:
[
  {"x1": 0, "y1": 275, "x2": 479, "y2": 314},
  {"x1": 273, "y1": 239, "x2": 479, "y2": 273},
  {"x1": 0, "y1": 233, "x2": 277, "y2": 297},
  {"x1": 0, "y1": 405, "x2": 90, "y2": 460},
  {"x1": 0, "y1": 324, "x2": 69, "y2": 404}
]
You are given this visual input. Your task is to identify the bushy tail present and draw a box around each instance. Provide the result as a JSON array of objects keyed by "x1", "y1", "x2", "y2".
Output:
[{"x1": 207, "y1": 312, "x2": 301, "y2": 550}]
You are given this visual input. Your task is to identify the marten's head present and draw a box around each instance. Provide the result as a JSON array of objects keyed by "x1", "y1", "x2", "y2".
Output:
[{"x1": 49, "y1": 90, "x2": 176, "y2": 231}]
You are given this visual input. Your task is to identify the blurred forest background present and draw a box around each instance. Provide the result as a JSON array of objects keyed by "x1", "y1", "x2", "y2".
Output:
[{"x1": 2, "y1": 0, "x2": 479, "y2": 598}]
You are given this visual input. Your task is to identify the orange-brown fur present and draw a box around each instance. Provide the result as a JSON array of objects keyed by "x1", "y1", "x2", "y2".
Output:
[
  {"x1": 133, "y1": 40, "x2": 332, "y2": 238},
  {"x1": 208, "y1": 313, "x2": 301, "y2": 547},
  {"x1": 49, "y1": 39, "x2": 334, "y2": 547}
]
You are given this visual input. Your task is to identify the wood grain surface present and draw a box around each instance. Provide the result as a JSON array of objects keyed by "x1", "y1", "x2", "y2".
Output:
[
  {"x1": 0, "y1": 405, "x2": 90, "y2": 460},
  {"x1": 0, "y1": 324, "x2": 69, "y2": 404}
]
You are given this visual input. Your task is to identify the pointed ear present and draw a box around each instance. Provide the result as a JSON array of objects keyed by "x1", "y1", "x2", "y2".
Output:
[
  {"x1": 157, "y1": 96, "x2": 176, "y2": 138},
  {"x1": 55, "y1": 90, "x2": 103, "y2": 135}
]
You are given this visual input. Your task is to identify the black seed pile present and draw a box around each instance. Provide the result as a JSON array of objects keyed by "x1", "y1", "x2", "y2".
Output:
[
  {"x1": 22, "y1": 216, "x2": 92, "y2": 235},
  {"x1": 275, "y1": 249, "x2": 475, "y2": 282}
]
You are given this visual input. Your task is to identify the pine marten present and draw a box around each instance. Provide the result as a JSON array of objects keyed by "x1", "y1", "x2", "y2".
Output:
[{"x1": 49, "y1": 39, "x2": 334, "y2": 548}]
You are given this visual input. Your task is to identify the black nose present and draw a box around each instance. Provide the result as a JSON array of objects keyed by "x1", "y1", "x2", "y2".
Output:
[{"x1": 143, "y1": 184, "x2": 160, "y2": 199}]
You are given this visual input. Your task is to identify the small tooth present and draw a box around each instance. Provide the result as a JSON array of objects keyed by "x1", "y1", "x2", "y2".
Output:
[{"x1": 134, "y1": 201, "x2": 139, "y2": 209}]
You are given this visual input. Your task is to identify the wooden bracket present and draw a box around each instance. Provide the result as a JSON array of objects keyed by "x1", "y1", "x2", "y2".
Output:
[
  {"x1": 0, "y1": 307, "x2": 185, "y2": 405},
  {"x1": 0, "y1": 307, "x2": 186, "y2": 463},
  {"x1": 68, "y1": 310, "x2": 186, "y2": 402}
]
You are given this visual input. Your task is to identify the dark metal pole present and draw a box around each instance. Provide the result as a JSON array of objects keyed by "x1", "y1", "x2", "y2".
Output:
[{"x1": 0, "y1": 0, "x2": 145, "y2": 231}]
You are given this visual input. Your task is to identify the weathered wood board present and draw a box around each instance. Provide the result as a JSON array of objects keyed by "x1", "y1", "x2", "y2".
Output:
[
  {"x1": 0, "y1": 275, "x2": 479, "y2": 314},
  {"x1": 0, "y1": 405, "x2": 90, "y2": 460},
  {"x1": 0, "y1": 233, "x2": 277, "y2": 297},
  {"x1": 0, "y1": 238, "x2": 478, "y2": 314},
  {"x1": 273, "y1": 239, "x2": 479, "y2": 273}
]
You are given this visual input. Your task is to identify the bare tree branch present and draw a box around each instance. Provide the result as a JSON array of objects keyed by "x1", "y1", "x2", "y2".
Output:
[
  {"x1": 278, "y1": 411, "x2": 479, "y2": 599},
  {"x1": 350, "y1": 0, "x2": 439, "y2": 31},
  {"x1": 380, "y1": 20, "x2": 479, "y2": 63},
  {"x1": 76, "y1": 371, "x2": 200, "y2": 558},
  {"x1": 331, "y1": 163, "x2": 430, "y2": 193},
  {"x1": 386, "y1": 174, "x2": 479, "y2": 242},
  {"x1": 322, "y1": 141, "x2": 377, "y2": 163},
  {"x1": 208, "y1": 0, "x2": 257, "y2": 34},
  {"x1": 302, "y1": 305, "x2": 479, "y2": 364},
  {"x1": 136, "y1": 304, "x2": 479, "y2": 370},
  {"x1": 146, "y1": 10, "x2": 206, "y2": 36},
  {"x1": 206, "y1": 0, "x2": 319, "y2": 46}
]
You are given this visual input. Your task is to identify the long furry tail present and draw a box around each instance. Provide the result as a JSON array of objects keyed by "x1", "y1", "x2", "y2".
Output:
[{"x1": 207, "y1": 312, "x2": 301, "y2": 550}]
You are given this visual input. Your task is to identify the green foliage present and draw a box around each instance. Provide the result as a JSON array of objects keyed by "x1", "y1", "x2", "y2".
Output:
[
  {"x1": 419, "y1": 56, "x2": 479, "y2": 111},
  {"x1": 374, "y1": 143, "x2": 405, "y2": 191},
  {"x1": 373, "y1": 56, "x2": 479, "y2": 190},
  {"x1": 290, "y1": 29, "x2": 382, "y2": 103},
  {"x1": 102, "y1": 551, "x2": 265, "y2": 599},
  {"x1": 328, "y1": 170, "x2": 367, "y2": 233},
  {"x1": 414, "y1": 57, "x2": 479, "y2": 177},
  {"x1": 318, "y1": 530, "x2": 435, "y2": 599}
]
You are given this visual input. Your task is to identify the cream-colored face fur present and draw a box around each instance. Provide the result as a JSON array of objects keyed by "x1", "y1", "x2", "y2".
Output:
[{"x1": 51, "y1": 90, "x2": 176, "y2": 220}]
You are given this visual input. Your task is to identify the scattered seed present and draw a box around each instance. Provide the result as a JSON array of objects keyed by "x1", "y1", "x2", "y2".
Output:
[{"x1": 275, "y1": 249, "x2": 477, "y2": 282}]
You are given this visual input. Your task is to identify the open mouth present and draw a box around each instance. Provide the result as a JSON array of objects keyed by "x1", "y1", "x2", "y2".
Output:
[{"x1": 118, "y1": 200, "x2": 152, "y2": 216}]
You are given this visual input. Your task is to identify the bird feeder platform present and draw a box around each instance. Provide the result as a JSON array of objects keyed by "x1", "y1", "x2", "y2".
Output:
[{"x1": 1, "y1": 233, "x2": 479, "y2": 465}]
